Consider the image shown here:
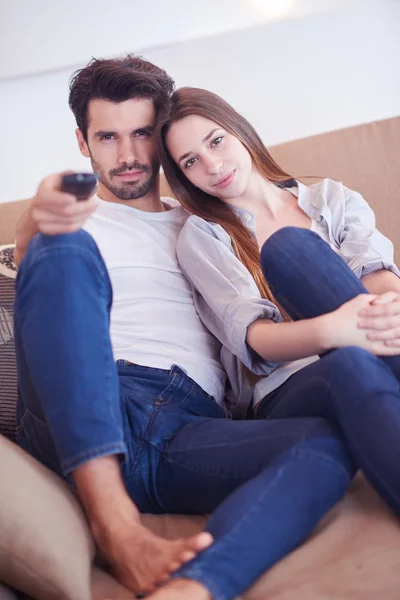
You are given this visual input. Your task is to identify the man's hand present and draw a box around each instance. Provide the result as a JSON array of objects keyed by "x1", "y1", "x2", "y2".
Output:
[
  {"x1": 14, "y1": 172, "x2": 98, "y2": 266},
  {"x1": 357, "y1": 290, "x2": 400, "y2": 348},
  {"x1": 30, "y1": 171, "x2": 98, "y2": 235}
]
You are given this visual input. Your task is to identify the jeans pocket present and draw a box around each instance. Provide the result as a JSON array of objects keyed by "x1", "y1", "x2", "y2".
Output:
[{"x1": 16, "y1": 409, "x2": 61, "y2": 474}]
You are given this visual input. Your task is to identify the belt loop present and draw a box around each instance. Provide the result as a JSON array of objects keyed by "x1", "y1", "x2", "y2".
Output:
[{"x1": 170, "y1": 364, "x2": 187, "y2": 378}]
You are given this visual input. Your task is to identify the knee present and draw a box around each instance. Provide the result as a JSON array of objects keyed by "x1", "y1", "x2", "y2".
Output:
[
  {"x1": 23, "y1": 230, "x2": 102, "y2": 271},
  {"x1": 17, "y1": 230, "x2": 108, "y2": 300},
  {"x1": 326, "y1": 346, "x2": 377, "y2": 374},
  {"x1": 261, "y1": 226, "x2": 316, "y2": 259},
  {"x1": 28, "y1": 229, "x2": 96, "y2": 256},
  {"x1": 301, "y1": 417, "x2": 356, "y2": 479},
  {"x1": 260, "y1": 227, "x2": 319, "y2": 279}
]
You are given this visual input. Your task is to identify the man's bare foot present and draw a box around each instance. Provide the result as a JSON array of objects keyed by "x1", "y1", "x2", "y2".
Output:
[
  {"x1": 147, "y1": 578, "x2": 212, "y2": 600},
  {"x1": 99, "y1": 519, "x2": 213, "y2": 595},
  {"x1": 73, "y1": 457, "x2": 213, "y2": 595}
]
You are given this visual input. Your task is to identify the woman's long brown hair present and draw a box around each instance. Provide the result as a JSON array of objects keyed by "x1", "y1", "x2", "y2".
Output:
[{"x1": 157, "y1": 87, "x2": 296, "y2": 305}]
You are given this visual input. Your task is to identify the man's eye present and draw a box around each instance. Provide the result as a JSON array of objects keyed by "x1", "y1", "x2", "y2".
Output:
[
  {"x1": 212, "y1": 136, "x2": 223, "y2": 146},
  {"x1": 136, "y1": 130, "x2": 150, "y2": 138},
  {"x1": 100, "y1": 134, "x2": 114, "y2": 141},
  {"x1": 185, "y1": 157, "x2": 197, "y2": 169}
]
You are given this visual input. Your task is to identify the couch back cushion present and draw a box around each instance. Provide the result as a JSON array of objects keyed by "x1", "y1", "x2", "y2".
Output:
[
  {"x1": 0, "y1": 199, "x2": 29, "y2": 246},
  {"x1": 270, "y1": 116, "x2": 400, "y2": 262}
]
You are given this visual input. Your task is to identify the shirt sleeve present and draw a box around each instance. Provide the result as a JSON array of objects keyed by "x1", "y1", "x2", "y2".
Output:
[
  {"x1": 338, "y1": 186, "x2": 400, "y2": 279},
  {"x1": 176, "y1": 215, "x2": 283, "y2": 375}
]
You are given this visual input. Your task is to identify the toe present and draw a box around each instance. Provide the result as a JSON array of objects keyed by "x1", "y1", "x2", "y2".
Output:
[
  {"x1": 180, "y1": 550, "x2": 196, "y2": 563},
  {"x1": 191, "y1": 532, "x2": 213, "y2": 551}
]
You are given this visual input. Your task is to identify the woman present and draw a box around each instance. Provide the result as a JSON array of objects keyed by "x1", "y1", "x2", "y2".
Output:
[{"x1": 157, "y1": 87, "x2": 400, "y2": 521}]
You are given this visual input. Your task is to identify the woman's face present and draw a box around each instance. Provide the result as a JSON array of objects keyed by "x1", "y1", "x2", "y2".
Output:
[{"x1": 166, "y1": 115, "x2": 253, "y2": 200}]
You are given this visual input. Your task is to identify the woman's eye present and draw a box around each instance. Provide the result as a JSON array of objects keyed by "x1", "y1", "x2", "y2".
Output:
[
  {"x1": 185, "y1": 157, "x2": 197, "y2": 169},
  {"x1": 212, "y1": 136, "x2": 223, "y2": 147}
]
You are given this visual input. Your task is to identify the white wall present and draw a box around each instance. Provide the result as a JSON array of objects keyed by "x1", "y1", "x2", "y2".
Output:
[
  {"x1": 0, "y1": 0, "x2": 399, "y2": 203},
  {"x1": 0, "y1": 0, "x2": 350, "y2": 80}
]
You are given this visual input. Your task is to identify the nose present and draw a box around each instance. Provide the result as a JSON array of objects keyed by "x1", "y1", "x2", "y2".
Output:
[
  {"x1": 204, "y1": 154, "x2": 223, "y2": 175},
  {"x1": 117, "y1": 138, "x2": 137, "y2": 165}
]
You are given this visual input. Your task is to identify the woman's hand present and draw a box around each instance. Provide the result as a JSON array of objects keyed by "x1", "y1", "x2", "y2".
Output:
[
  {"x1": 357, "y1": 290, "x2": 400, "y2": 348},
  {"x1": 324, "y1": 293, "x2": 400, "y2": 355}
]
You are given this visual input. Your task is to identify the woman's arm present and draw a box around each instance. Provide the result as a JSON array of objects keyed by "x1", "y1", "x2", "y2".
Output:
[
  {"x1": 361, "y1": 269, "x2": 400, "y2": 295},
  {"x1": 177, "y1": 217, "x2": 400, "y2": 370},
  {"x1": 336, "y1": 185, "x2": 400, "y2": 280},
  {"x1": 247, "y1": 293, "x2": 400, "y2": 361},
  {"x1": 335, "y1": 185, "x2": 400, "y2": 346},
  {"x1": 246, "y1": 314, "x2": 331, "y2": 362},
  {"x1": 177, "y1": 216, "x2": 284, "y2": 376}
]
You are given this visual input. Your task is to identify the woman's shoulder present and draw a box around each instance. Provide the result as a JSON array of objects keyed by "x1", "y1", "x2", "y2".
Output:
[
  {"x1": 301, "y1": 178, "x2": 363, "y2": 201},
  {"x1": 301, "y1": 177, "x2": 346, "y2": 197},
  {"x1": 180, "y1": 214, "x2": 232, "y2": 245},
  {"x1": 298, "y1": 178, "x2": 358, "y2": 215}
]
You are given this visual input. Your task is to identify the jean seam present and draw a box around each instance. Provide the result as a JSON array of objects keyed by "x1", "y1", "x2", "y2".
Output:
[
  {"x1": 202, "y1": 447, "x2": 347, "y2": 553},
  {"x1": 164, "y1": 451, "x2": 263, "y2": 480},
  {"x1": 176, "y1": 446, "x2": 348, "y2": 600},
  {"x1": 325, "y1": 381, "x2": 400, "y2": 509},
  {"x1": 23, "y1": 242, "x2": 106, "y2": 282},
  {"x1": 172, "y1": 566, "x2": 227, "y2": 600},
  {"x1": 154, "y1": 373, "x2": 179, "y2": 406},
  {"x1": 125, "y1": 373, "x2": 182, "y2": 488},
  {"x1": 61, "y1": 442, "x2": 127, "y2": 473}
]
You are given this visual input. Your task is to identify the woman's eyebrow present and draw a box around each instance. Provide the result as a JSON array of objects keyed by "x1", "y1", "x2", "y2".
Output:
[{"x1": 178, "y1": 128, "x2": 220, "y2": 163}]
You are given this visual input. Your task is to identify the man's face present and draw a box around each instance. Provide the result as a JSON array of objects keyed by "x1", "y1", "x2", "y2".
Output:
[{"x1": 78, "y1": 97, "x2": 159, "y2": 201}]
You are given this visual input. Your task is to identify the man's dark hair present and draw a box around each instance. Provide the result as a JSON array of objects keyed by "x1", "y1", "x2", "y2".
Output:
[{"x1": 68, "y1": 54, "x2": 175, "y2": 141}]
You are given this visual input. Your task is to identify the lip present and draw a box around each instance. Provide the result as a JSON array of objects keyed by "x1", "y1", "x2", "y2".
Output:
[
  {"x1": 214, "y1": 170, "x2": 236, "y2": 188},
  {"x1": 115, "y1": 170, "x2": 145, "y2": 180}
]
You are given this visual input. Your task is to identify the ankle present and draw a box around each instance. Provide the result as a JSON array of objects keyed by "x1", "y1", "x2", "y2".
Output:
[{"x1": 170, "y1": 578, "x2": 212, "y2": 600}]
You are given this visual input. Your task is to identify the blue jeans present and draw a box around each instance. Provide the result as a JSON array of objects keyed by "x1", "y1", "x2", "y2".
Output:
[
  {"x1": 259, "y1": 226, "x2": 400, "y2": 516},
  {"x1": 14, "y1": 230, "x2": 354, "y2": 600}
]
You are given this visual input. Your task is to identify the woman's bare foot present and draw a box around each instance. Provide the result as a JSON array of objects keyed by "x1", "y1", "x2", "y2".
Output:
[
  {"x1": 147, "y1": 578, "x2": 213, "y2": 600},
  {"x1": 100, "y1": 521, "x2": 213, "y2": 595}
]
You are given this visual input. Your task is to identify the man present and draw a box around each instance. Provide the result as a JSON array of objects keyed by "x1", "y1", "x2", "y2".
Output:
[{"x1": 14, "y1": 55, "x2": 353, "y2": 600}]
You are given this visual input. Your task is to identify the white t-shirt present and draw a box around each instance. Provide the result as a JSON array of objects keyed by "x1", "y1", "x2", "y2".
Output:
[
  {"x1": 253, "y1": 216, "x2": 341, "y2": 406},
  {"x1": 83, "y1": 197, "x2": 227, "y2": 405}
]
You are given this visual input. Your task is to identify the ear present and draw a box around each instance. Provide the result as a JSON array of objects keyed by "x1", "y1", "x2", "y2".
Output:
[{"x1": 76, "y1": 128, "x2": 90, "y2": 158}]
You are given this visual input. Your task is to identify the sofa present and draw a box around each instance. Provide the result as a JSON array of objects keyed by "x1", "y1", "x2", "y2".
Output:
[{"x1": 1, "y1": 115, "x2": 400, "y2": 600}]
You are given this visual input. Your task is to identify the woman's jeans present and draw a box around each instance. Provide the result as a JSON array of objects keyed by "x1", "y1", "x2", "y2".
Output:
[
  {"x1": 259, "y1": 226, "x2": 400, "y2": 517},
  {"x1": 14, "y1": 230, "x2": 354, "y2": 600}
]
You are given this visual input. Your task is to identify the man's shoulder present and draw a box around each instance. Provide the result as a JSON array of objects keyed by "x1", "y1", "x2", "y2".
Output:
[{"x1": 161, "y1": 196, "x2": 180, "y2": 209}]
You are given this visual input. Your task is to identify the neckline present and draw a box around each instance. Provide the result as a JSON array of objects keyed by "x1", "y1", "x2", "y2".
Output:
[{"x1": 94, "y1": 195, "x2": 185, "y2": 221}]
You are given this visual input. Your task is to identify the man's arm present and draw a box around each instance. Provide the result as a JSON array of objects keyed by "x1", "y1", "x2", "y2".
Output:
[
  {"x1": 14, "y1": 172, "x2": 99, "y2": 267},
  {"x1": 14, "y1": 206, "x2": 38, "y2": 267}
]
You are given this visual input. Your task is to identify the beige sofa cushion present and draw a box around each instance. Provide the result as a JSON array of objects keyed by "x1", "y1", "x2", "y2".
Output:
[
  {"x1": 0, "y1": 434, "x2": 95, "y2": 600},
  {"x1": 2, "y1": 430, "x2": 400, "y2": 600}
]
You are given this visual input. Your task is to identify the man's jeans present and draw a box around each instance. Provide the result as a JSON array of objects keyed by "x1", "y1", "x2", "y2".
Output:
[
  {"x1": 14, "y1": 230, "x2": 354, "y2": 600},
  {"x1": 259, "y1": 226, "x2": 400, "y2": 517}
]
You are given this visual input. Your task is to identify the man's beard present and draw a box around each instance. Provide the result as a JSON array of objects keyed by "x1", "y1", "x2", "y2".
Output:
[{"x1": 91, "y1": 157, "x2": 159, "y2": 201}]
